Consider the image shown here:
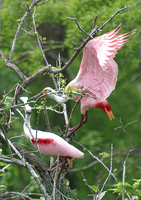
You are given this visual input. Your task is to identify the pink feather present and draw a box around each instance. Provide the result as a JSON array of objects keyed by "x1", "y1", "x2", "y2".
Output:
[{"x1": 66, "y1": 24, "x2": 134, "y2": 118}]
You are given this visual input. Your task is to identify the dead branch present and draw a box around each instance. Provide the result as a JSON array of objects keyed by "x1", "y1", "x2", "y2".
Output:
[
  {"x1": 9, "y1": 0, "x2": 46, "y2": 61},
  {"x1": 32, "y1": 7, "x2": 58, "y2": 90},
  {"x1": 98, "y1": 144, "x2": 114, "y2": 199},
  {"x1": 0, "y1": 50, "x2": 27, "y2": 81},
  {"x1": 98, "y1": 6, "x2": 130, "y2": 31},
  {"x1": 67, "y1": 17, "x2": 93, "y2": 38},
  {"x1": 122, "y1": 149, "x2": 134, "y2": 200},
  {"x1": 73, "y1": 139, "x2": 117, "y2": 182},
  {"x1": 114, "y1": 118, "x2": 137, "y2": 148}
]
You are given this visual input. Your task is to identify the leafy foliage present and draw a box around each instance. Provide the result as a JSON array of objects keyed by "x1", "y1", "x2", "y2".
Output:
[{"x1": 0, "y1": 0, "x2": 140, "y2": 199}]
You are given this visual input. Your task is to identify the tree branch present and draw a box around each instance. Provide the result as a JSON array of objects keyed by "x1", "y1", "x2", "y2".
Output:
[
  {"x1": 49, "y1": 6, "x2": 130, "y2": 74},
  {"x1": 9, "y1": 0, "x2": 44, "y2": 60},
  {"x1": 122, "y1": 149, "x2": 134, "y2": 200},
  {"x1": 0, "y1": 130, "x2": 53, "y2": 197},
  {"x1": 73, "y1": 139, "x2": 118, "y2": 182},
  {"x1": 98, "y1": 144, "x2": 114, "y2": 199},
  {"x1": 0, "y1": 50, "x2": 27, "y2": 81},
  {"x1": 32, "y1": 7, "x2": 58, "y2": 89},
  {"x1": 98, "y1": 6, "x2": 130, "y2": 31},
  {"x1": 2, "y1": 6, "x2": 130, "y2": 104}
]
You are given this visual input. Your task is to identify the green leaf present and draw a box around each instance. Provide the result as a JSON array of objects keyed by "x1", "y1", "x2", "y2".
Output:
[
  {"x1": 91, "y1": 185, "x2": 98, "y2": 192},
  {"x1": 74, "y1": 86, "x2": 78, "y2": 91},
  {"x1": 133, "y1": 179, "x2": 141, "y2": 183},
  {"x1": 99, "y1": 152, "x2": 109, "y2": 158},
  {"x1": 133, "y1": 182, "x2": 140, "y2": 189},
  {"x1": 136, "y1": 189, "x2": 141, "y2": 196}
]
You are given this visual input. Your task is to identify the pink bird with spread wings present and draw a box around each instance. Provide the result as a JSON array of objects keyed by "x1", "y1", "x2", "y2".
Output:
[{"x1": 43, "y1": 25, "x2": 135, "y2": 137}]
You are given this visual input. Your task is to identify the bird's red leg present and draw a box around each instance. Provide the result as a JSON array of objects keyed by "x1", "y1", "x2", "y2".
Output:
[
  {"x1": 57, "y1": 158, "x2": 66, "y2": 178},
  {"x1": 67, "y1": 111, "x2": 88, "y2": 138},
  {"x1": 48, "y1": 157, "x2": 66, "y2": 178},
  {"x1": 83, "y1": 110, "x2": 88, "y2": 124}
]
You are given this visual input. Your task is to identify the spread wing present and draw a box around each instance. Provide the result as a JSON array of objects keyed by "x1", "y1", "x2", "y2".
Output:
[
  {"x1": 92, "y1": 24, "x2": 133, "y2": 70},
  {"x1": 74, "y1": 24, "x2": 134, "y2": 101}
]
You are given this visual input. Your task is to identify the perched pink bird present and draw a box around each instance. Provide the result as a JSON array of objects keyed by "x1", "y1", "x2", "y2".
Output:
[
  {"x1": 20, "y1": 97, "x2": 84, "y2": 174},
  {"x1": 43, "y1": 25, "x2": 135, "y2": 137}
]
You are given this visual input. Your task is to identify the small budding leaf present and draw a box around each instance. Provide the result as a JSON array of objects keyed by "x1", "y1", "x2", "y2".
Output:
[
  {"x1": 91, "y1": 185, "x2": 98, "y2": 192},
  {"x1": 4, "y1": 102, "x2": 11, "y2": 113},
  {"x1": 99, "y1": 152, "x2": 109, "y2": 158},
  {"x1": 133, "y1": 182, "x2": 140, "y2": 189},
  {"x1": 74, "y1": 86, "x2": 78, "y2": 91}
]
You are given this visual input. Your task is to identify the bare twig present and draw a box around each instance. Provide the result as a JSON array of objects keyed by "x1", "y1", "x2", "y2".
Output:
[
  {"x1": 114, "y1": 118, "x2": 137, "y2": 148},
  {"x1": 9, "y1": 1, "x2": 35, "y2": 61},
  {"x1": 9, "y1": 0, "x2": 42, "y2": 60},
  {"x1": 98, "y1": 144, "x2": 114, "y2": 199},
  {"x1": 92, "y1": 15, "x2": 98, "y2": 29},
  {"x1": 98, "y1": 6, "x2": 130, "y2": 31},
  {"x1": 122, "y1": 149, "x2": 134, "y2": 200},
  {"x1": 32, "y1": 8, "x2": 49, "y2": 65},
  {"x1": 43, "y1": 104, "x2": 51, "y2": 132},
  {"x1": 73, "y1": 140, "x2": 117, "y2": 182},
  {"x1": 32, "y1": 7, "x2": 58, "y2": 89},
  {"x1": 69, "y1": 150, "x2": 140, "y2": 172},
  {"x1": 36, "y1": 0, "x2": 50, "y2": 6},
  {"x1": 17, "y1": 180, "x2": 35, "y2": 199},
  {"x1": 52, "y1": 156, "x2": 59, "y2": 200},
  {"x1": 13, "y1": 64, "x2": 51, "y2": 103},
  {"x1": 67, "y1": 17, "x2": 93, "y2": 38}
]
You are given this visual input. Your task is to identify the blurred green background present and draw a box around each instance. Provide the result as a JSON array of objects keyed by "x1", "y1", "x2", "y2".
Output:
[{"x1": 0, "y1": 0, "x2": 140, "y2": 199}]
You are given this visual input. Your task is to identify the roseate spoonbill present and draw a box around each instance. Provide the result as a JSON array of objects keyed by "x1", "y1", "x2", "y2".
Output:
[
  {"x1": 20, "y1": 97, "x2": 84, "y2": 174},
  {"x1": 42, "y1": 25, "x2": 135, "y2": 137}
]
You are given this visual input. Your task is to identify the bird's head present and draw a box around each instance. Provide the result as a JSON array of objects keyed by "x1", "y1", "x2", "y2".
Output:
[
  {"x1": 94, "y1": 100, "x2": 114, "y2": 120},
  {"x1": 42, "y1": 87, "x2": 55, "y2": 95},
  {"x1": 42, "y1": 87, "x2": 69, "y2": 104}
]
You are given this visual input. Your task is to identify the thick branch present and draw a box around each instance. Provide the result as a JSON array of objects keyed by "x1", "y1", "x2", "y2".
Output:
[
  {"x1": 13, "y1": 65, "x2": 51, "y2": 103},
  {"x1": 0, "y1": 50, "x2": 27, "y2": 81}
]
